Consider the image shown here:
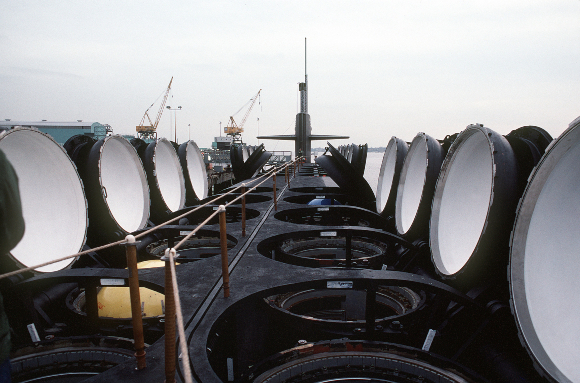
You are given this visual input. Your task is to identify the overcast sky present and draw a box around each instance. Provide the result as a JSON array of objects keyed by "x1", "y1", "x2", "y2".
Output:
[{"x1": 1, "y1": 1, "x2": 579, "y2": 154}]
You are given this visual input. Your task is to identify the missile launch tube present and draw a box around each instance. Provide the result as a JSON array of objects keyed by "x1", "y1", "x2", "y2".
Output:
[
  {"x1": 178, "y1": 140, "x2": 208, "y2": 203},
  {"x1": 0, "y1": 128, "x2": 87, "y2": 272},
  {"x1": 510, "y1": 116, "x2": 580, "y2": 383},
  {"x1": 376, "y1": 137, "x2": 408, "y2": 217},
  {"x1": 430, "y1": 125, "x2": 518, "y2": 283},
  {"x1": 143, "y1": 138, "x2": 186, "y2": 223},
  {"x1": 86, "y1": 136, "x2": 150, "y2": 238}
]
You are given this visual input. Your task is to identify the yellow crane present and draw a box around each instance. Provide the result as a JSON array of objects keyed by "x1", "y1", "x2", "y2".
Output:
[
  {"x1": 224, "y1": 89, "x2": 261, "y2": 143},
  {"x1": 136, "y1": 77, "x2": 173, "y2": 140}
]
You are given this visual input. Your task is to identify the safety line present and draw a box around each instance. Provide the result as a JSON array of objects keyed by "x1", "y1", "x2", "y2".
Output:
[
  {"x1": 0, "y1": 156, "x2": 302, "y2": 383},
  {"x1": 167, "y1": 248, "x2": 194, "y2": 383},
  {"x1": 0, "y1": 159, "x2": 300, "y2": 280},
  {"x1": 182, "y1": 179, "x2": 290, "y2": 382}
]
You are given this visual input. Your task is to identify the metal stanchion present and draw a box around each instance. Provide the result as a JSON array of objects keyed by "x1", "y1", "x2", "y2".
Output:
[
  {"x1": 163, "y1": 248, "x2": 176, "y2": 382},
  {"x1": 285, "y1": 165, "x2": 289, "y2": 185},
  {"x1": 125, "y1": 235, "x2": 146, "y2": 370},
  {"x1": 273, "y1": 173, "x2": 277, "y2": 211},
  {"x1": 219, "y1": 205, "x2": 230, "y2": 298},
  {"x1": 241, "y1": 184, "x2": 247, "y2": 237}
]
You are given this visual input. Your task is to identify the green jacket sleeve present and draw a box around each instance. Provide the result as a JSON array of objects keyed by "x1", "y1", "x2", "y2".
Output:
[
  {"x1": 0, "y1": 149, "x2": 25, "y2": 254},
  {"x1": 0, "y1": 148, "x2": 25, "y2": 363}
]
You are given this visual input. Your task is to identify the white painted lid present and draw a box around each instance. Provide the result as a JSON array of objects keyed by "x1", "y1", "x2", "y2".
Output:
[{"x1": 0, "y1": 128, "x2": 87, "y2": 272}]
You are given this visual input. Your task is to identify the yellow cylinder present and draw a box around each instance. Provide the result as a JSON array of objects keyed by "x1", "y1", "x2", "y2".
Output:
[{"x1": 97, "y1": 260, "x2": 168, "y2": 319}]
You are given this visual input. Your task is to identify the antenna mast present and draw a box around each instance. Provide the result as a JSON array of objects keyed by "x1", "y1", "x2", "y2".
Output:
[{"x1": 299, "y1": 38, "x2": 308, "y2": 114}]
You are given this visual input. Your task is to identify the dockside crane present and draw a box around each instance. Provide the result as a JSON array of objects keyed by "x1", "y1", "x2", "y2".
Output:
[
  {"x1": 136, "y1": 77, "x2": 173, "y2": 140},
  {"x1": 224, "y1": 89, "x2": 261, "y2": 144}
]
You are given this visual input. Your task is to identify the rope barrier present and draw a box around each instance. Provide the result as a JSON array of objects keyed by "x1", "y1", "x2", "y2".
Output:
[
  {"x1": 0, "y1": 155, "x2": 303, "y2": 381},
  {"x1": 0, "y1": 158, "x2": 301, "y2": 280},
  {"x1": 0, "y1": 238, "x2": 128, "y2": 281},
  {"x1": 241, "y1": 183, "x2": 247, "y2": 237},
  {"x1": 173, "y1": 160, "x2": 294, "y2": 251},
  {"x1": 218, "y1": 206, "x2": 229, "y2": 298},
  {"x1": 164, "y1": 249, "x2": 177, "y2": 383},
  {"x1": 222, "y1": 160, "x2": 294, "y2": 207},
  {"x1": 155, "y1": 154, "x2": 303, "y2": 383},
  {"x1": 160, "y1": 159, "x2": 299, "y2": 382},
  {"x1": 0, "y1": 183, "x2": 244, "y2": 281},
  {"x1": 167, "y1": 248, "x2": 193, "y2": 383},
  {"x1": 173, "y1": 209, "x2": 221, "y2": 251}
]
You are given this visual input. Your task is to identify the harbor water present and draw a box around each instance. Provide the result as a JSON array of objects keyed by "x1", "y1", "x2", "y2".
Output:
[{"x1": 363, "y1": 150, "x2": 385, "y2": 197}]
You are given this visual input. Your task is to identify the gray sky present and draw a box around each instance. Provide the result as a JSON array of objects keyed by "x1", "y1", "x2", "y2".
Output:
[{"x1": 1, "y1": 1, "x2": 579, "y2": 153}]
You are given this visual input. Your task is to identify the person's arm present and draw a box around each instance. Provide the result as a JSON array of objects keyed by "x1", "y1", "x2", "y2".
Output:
[{"x1": 0, "y1": 149, "x2": 25, "y2": 255}]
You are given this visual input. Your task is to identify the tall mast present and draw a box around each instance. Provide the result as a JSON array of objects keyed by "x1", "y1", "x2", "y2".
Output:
[
  {"x1": 257, "y1": 37, "x2": 349, "y2": 163},
  {"x1": 299, "y1": 38, "x2": 308, "y2": 114}
]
